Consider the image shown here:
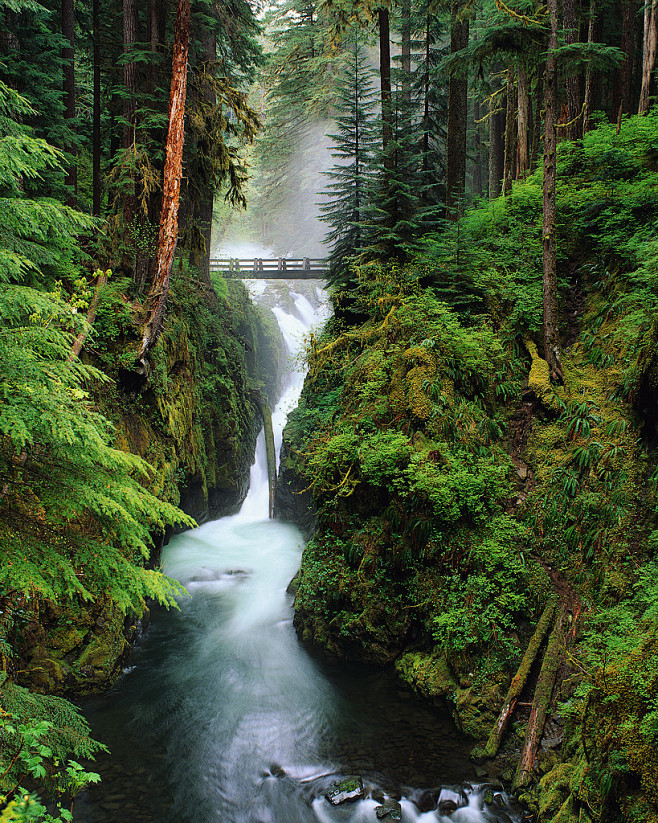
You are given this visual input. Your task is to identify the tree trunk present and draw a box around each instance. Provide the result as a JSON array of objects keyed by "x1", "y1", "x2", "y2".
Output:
[
  {"x1": 473, "y1": 98, "x2": 483, "y2": 196},
  {"x1": 531, "y1": 72, "x2": 542, "y2": 165},
  {"x1": 123, "y1": 0, "x2": 139, "y2": 229},
  {"x1": 502, "y1": 66, "x2": 516, "y2": 195},
  {"x1": 563, "y1": 0, "x2": 581, "y2": 140},
  {"x1": 639, "y1": 0, "x2": 657, "y2": 114},
  {"x1": 517, "y1": 64, "x2": 530, "y2": 178},
  {"x1": 513, "y1": 608, "x2": 566, "y2": 790},
  {"x1": 62, "y1": 0, "x2": 77, "y2": 203},
  {"x1": 379, "y1": 7, "x2": 393, "y2": 170},
  {"x1": 422, "y1": 11, "x2": 431, "y2": 181},
  {"x1": 446, "y1": 3, "x2": 469, "y2": 219},
  {"x1": 482, "y1": 603, "x2": 555, "y2": 759},
  {"x1": 488, "y1": 101, "x2": 503, "y2": 199},
  {"x1": 68, "y1": 272, "x2": 109, "y2": 361},
  {"x1": 615, "y1": 0, "x2": 636, "y2": 116},
  {"x1": 400, "y1": 0, "x2": 411, "y2": 102},
  {"x1": 139, "y1": 0, "x2": 191, "y2": 362},
  {"x1": 543, "y1": 0, "x2": 563, "y2": 382},
  {"x1": 92, "y1": 0, "x2": 101, "y2": 216},
  {"x1": 196, "y1": 27, "x2": 217, "y2": 288},
  {"x1": 582, "y1": 0, "x2": 597, "y2": 134}
]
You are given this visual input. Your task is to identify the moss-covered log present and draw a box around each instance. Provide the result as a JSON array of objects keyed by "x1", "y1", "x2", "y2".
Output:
[
  {"x1": 513, "y1": 607, "x2": 566, "y2": 791},
  {"x1": 482, "y1": 601, "x2": 555, "y2": 759}
]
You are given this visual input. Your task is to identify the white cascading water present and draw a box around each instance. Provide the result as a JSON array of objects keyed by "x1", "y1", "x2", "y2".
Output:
[{"x1": 78, "y1": 281, "x2": 522, "y2": 823}]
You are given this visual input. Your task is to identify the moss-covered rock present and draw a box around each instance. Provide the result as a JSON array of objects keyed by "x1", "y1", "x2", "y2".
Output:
[{"x1": 395, "y1": 650, "x2": 456, "y2": 705}]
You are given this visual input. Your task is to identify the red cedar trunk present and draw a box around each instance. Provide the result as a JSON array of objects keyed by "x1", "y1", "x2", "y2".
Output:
[
  {"x1": 502, "y1": 66, "x2": 516, "y2": 195},
  {"x1": 517, "y1": 64, "x2": 530, "y2": 178},
  {"x1": 139, "y1": 0, "x2": 191, "y2": 360},
  {"x1": 62, "y1": 0, "x2": 77, "y2": 201},
  {"x1": 639, "y1": 0, "x2": 657, "y2": 113},
  {"x1": 583, "y1": 0, "x2": 597, "y2": 134},
  {"x1": 543, "y1": 0, "x2": 562, "y2": 381},
  {"x1": 379, "y1": 8, "x2": 393, "y2": 171},
  {"x1": 445, "y1": 3, "x2": 469, "y2": 219},
  {"x1": 563, "y1": 0, "x2": 581, "y2": 140},
  {"x1": 92, "y1": 0, "x2": 101, "y2": 215}
]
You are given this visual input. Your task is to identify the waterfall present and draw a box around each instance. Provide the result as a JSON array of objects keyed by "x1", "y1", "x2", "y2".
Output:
[{"x1": 78, "y1": 280, "x2": 522, "y2": 823}]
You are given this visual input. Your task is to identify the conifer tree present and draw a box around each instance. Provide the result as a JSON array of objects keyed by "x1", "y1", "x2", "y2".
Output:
[{"x1": 320, "y1": 33, "x2": 377, "y2": 297}]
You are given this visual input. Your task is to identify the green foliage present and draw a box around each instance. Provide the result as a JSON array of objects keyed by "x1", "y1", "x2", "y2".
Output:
[{"x1": 0, "y1": 685, "x2": 103, "y2": 822}]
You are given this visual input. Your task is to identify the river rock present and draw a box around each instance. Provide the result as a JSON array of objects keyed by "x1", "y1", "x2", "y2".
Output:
[
  {"x1": 324, "y1": 776, "x2": 364, "y2": 805},
  {"x1": 413, "y1": 789, "x2": 438, "y2": 812},
  {"x1": 438, "y1": 787, "x2": 467, "y2": 814},
  {"x1": 375, "y1": 800, "x2": 402, "y2": 820}
]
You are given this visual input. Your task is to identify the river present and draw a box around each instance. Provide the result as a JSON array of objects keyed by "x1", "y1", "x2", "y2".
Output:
[{"x1": 78, "y1": 282, "x2": 522, "y2": 823}]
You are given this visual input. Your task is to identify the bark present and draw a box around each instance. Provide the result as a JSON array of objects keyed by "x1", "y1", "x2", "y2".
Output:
[
  {"x1": 502, "y1": 67, "x2": 516, "y2": 195},
  {"x1": 445, "y1": 4, "x2": 469, "y2": 219},
  {"x1": 400, "y1": 0, "x2": 411, "y2": 102},
  {"x1": 639, "y1": 0, "x2": 657, "y2": 114},
  {"x1": 92, "y1": 0, "x2": 101, "y2": 215},
  {"x1": 488, "y1": 102, "x2": 503, "y2": 199},
  {"x1": 422, "y1": 11, "x2": 431, "y2": 180},
  {"x1": 563, "y1": 0, "x2": 581, "y2": 140},
  {"x1": 582, "y1": 0, "x2": 597, "y2": 134},
  {"x1": 615, "y1": 0, "x2": 636, "y2": 116},
  {"x1": 542, "y1": 0, "x2": 563, "y2": 382},
  {"x1": 531, "y1": 72, "x2": 542, "y2": 166},
  {"x1": 517, "y1": 64, "x2": 530, "y2": 178},
  {"x1": 123, "y1": 0, "x2": 138, "y2": 151},
  {"x1": 196, "y1": 27, "x2": 217, "y2": 288},
  {"x1": 139, "y1": 0, "x2": 191, "y2": 361},
  {"x1": 379, "y1": 8, "x2": 393, "y2": 170},
  {"x1": 513, "y1": 608, "x2": 566, "y2": 790},
  {"x1": 62, "y1": 0, "x2": 77, "y2": 202},
  {"x1": 67, "y1": 272, "x2": 109, "y2": 361},
  {"x1": 482, "y1": 603, "x2": 555, "y2": 759},
  {"x1": 123, "y1": 0, "x2": 139, "y2": 229},
  {"x1": 473, "y1": 99, "x2": 483, "y2": 196}
]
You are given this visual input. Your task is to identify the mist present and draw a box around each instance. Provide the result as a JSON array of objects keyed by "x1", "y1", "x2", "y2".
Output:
[{"x1": 212, "y1": 120, "x2": 335, "y2": 260}]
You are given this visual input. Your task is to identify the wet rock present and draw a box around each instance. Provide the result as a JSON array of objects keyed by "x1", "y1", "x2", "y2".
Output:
[
  {"x1": 325, "y1": 776, "x2": 364, "y2": 805},
  {"x1": 371, "y1": 789, "x2": 386, "y2": 804},
  {"x1": 375, "y1": 800, "x2": 402, "y2": 820},
  {"x1": 414, "y1": 789, "x2": 438, "y2": 813},
  {"x1": 269, "y1": 764, "x2": 287, "y2": 778},
  {"x1": 437, "y1": 787, "x2": 466, "y2": 814}
]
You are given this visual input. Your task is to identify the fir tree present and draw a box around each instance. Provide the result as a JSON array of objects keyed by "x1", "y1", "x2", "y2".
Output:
[{"x1": 320, "y1": 33, "x2": 377, "y2": 301}]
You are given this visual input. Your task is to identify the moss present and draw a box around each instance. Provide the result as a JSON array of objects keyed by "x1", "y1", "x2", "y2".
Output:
[
  {"x1": 453, "y1": 682, "x2": 505, "y2": 740},
  {"x1": 525, "y1": 339, "x2": 557, "y2": 409},
  {"x1": 395, "y1": 649, "x2": 456, "y2": 703}
]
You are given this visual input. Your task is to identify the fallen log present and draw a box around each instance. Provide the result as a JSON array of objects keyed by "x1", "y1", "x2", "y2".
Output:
[
  {"x1": 482, "y1": 601, "x2": 555, "y2": 759},
  {"x1": 513, "y1": 606, "x2": 566, "y2": 791},
  {"x1": 67, "y1": 269, "x2": 109, "y2": 361}
]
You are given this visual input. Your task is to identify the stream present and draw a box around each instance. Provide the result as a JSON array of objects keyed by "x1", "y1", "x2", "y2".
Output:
[{"x1": 78, "y1": 282, "x2": 523, "y2": 823}]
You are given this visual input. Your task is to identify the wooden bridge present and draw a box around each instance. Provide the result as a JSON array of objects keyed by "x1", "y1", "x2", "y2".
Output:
[{"x1": 209, "y1": 258, "x2": 328, "y2": 279}]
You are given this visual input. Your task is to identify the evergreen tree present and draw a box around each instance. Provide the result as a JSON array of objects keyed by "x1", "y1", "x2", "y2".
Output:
[
  {"x1": 0, "y1": 80, "x2": 191, "y2": 613},
  {"x1": 320, "y1": 33, "x2": 377, "y2": 298}
]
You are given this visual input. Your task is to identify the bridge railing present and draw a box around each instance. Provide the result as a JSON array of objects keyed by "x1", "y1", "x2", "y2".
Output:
[{"x1": 209, "y1": 258, "x2": 328, "y2": 279}]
